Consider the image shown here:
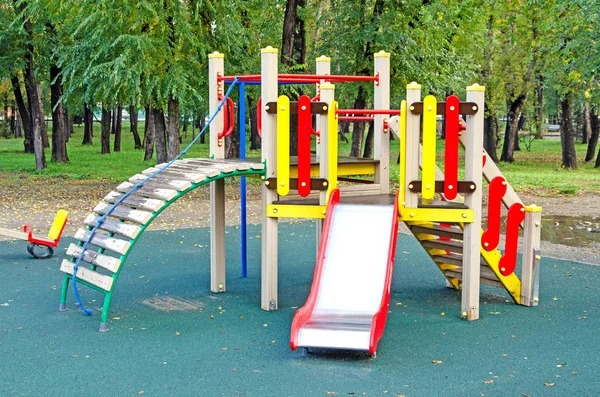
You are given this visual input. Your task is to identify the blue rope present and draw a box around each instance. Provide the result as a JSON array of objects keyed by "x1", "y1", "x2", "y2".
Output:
[{"x1": 72, "y1": 78, "x2": 240, "y2": 316}]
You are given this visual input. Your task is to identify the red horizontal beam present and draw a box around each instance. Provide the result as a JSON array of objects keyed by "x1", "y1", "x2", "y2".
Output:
[
  {"x1": 218, "y1": 74, "x2": 379, "y2": 83},
  {"x1": 338, "y1": 116, "x2": 374, "y2": 121},
  {"x1": 336, "y1": 109, "x2": 401, "y2": 115}
]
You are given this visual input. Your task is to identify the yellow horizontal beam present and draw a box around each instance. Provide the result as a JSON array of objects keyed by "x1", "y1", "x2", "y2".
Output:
[
  {"x1": 288, "y1": 162, "x2": 376, "y2": 178},
  {"x1": 266, "y1": 204, "x2": 326, "y2": 219},
  {"x1": 399, "y1": 208, "x2": 474, "y2": 223}
]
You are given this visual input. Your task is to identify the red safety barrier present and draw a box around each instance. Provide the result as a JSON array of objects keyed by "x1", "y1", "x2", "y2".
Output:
[
  {"x1": 257, "y1": 97, "x2": 262, "y2": 138},
  {"x1": 218, "y1": 98, "x2": 235, "y2": 146},
  {"x1": 444, "y1": 95, "x2": 460, "y2": 200},
  {"x1": 482, "y1": 176, "x2": 508, "y2": 251},
  {"x1": 498, "y1": 203, "x2": 525, "y2": 276},
  {"x1": 297, "y1": 95, "x2": 312, "y2": 197},
  {"x1": 218, "y1": 74, "x2": 379, "y2": 84}
]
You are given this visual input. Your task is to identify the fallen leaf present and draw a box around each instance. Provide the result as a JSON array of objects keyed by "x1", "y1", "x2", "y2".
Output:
[
  {"x1": 483, "y1": 379, "x2": 494, "y2": 384},
  {"x1": 544, "y1": 383, "x2": 555, "y2": 387},
  {"x1": 432, "y1": 360, "x2": 443, "y2": 364}
]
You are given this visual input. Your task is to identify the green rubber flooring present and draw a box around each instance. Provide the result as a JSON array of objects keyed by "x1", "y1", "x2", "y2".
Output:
[{"x1": 1, "y1": 221, "x2": 598, "y2": 396}]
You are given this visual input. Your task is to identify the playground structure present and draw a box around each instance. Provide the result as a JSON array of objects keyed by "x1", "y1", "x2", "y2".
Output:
[
  {"x1": 0, "y1": 210, "x2": 68, "y2": 259},
  {"x1": 58, "y1": 46, "x2": 541, "y2": 356}
]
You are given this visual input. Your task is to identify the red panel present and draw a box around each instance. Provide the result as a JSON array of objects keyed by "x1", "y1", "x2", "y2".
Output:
[
  {"x1": 482, "y1": 149, "x2": 487, "y2": 167},
  {"x1": 297, "y1": 95, "x2": 312, "y2": 197},
  {"x1": 498, "y1": 203, "x2": 525, "y2": 276},
  {"x1": 369, "y1": 191, "x2": 400, "y2": 355},
  {"x1": 444, "y1": 95, "x2": 460, "y2": 200},
  {"x1": 218, "y1": 98, "x2": 235, "y2": 146},
  {"x1": 481, "y1": 176, "x2": 507, "y2": 251},
  {"x1": 290, "y1": 189, "x2": 341, "y2": 350},
  {"x1": 257, "y1": 97, "x2": 262, "y2": 138}
]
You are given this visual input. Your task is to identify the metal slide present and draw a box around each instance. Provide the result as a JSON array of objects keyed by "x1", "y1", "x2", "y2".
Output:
[{"x1": 290, "y1": 189, "x2": 399, "y2": 356}]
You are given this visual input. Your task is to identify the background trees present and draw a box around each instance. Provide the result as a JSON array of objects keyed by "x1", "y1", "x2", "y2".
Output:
[{"x1": 0, "y1": 0, "x2": 598, "y2": 170}]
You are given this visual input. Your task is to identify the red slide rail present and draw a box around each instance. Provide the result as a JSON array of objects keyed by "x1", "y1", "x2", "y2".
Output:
[{"x1": 368, "y1": 191, "x2": 400, "y2": 355}]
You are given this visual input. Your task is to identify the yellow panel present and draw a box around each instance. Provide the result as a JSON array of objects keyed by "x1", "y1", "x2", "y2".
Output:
[
  {"x1": 327, "y1": 100, "x2": 339, "y2": 199},
  {"x1": 277, "y1": 95, "x2": 290, "y2": 196},
  {"x1": 478, "y1": 230, "x2": 521, "y2": 303},
  {"x1": 48, "y1": 209, "x2": 68, "y2": 240},
  {"x1": 337, "y1": 162, "x2": 377, "y2": 176},
  {"x1": 422, "y1": 95, "x2": 437, "y2": 200},
  {"x1": 266, "y1": 204, "x2": 326, "y2": 219},
  {"x1": 399, "y1": 100, "x2": 407, "y2": 212},
  {"x1": 399, "y1": 208, "x2": 474, "y2": 223}
]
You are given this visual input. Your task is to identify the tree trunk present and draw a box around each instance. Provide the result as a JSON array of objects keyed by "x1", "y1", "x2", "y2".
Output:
[
  {"x1": 199, "y1": 116, "x2": 206, "y2": 144},
  {"x1": 143, "y1": 105, "x2": 154, "y2": 160},
  {"x1": 113, "y1": 104, "x2": 122, "y2": 152},
  {"x1": 559, "y1": 94, "x2": 577, "y2": 169},
  {"x1": 101, "y1": 105, "x2": 111, "y2": 154},
  {"x1": 37, "y1": 84, "x2": 49, "y2": 149},
  {"x1": 585, "y1": 108, "x2": 598, "y2": 162},
  {"x1": 484, "y1": 113, "x2": 499, "y2": 163},
  {"x1": 10, "y1": 100, "x2": 18, "y2": 138},
  {"x1": 349, "y1": 86, "x2": 367, "y2": 157},
  {"x1": 582, "y1": 102, "x2": 592, "y2": 145},
  {"x1": 338, "y1": 120, "x2": 350, "y2": 143},
  {"x1": 15, "y1": 114, "x2": 22, "y2": 139},
  {"x1": 500, "y1": 95, "x2": 525, "y2": 163},
  {"x1": 130, "y1": 104, "x2": 141, "y2": 149},
  {"x1": 2, "y1": 92, "x2": 8, "y2": 138},
  {"x1": 281, "y1": 0, "x2": 306, "y2": 66},
  {"x1": 64, "y1": 109, "x2": 73, "y2": 142},
  {"x1": 363, "y1": 122, "x2": 374, "y2": 158},
  {"x1": 249, "y1": 96, "x2": 261, "y2": 151},
  {"x1": 11, "y1": 75, "x2": 32, "y2": 152},
  {"x1": 50, "y1": 64, "x2": 68, "y2": 162},
  {"x1": 534, "y1": 76, "x2": 544, "y2": 138},
  {"x1": 83, "y1": 102, "x2": 93, "y2": 145},
  {"x1": 167, "y1": 97, "x2": 180, "y2": 160},
  {"x1": 152, "y1": 106, "x2": 168, "y2": 164}
]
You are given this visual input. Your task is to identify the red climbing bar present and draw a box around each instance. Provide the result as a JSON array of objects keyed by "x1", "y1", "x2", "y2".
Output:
[
  {"x1": 481, "y1": 176, "x2": 508, "y2": 251},
  {"x1": 498, "y1": 203, "x2": 525, "y2": 276},
  {"x1": 444, "y1": 95, "x2": 460, "y2": 200},
  {"x1": 338, "y1": 116, "x2": 374, "y2": 121},
  {"x1": 336, "y1": 109, "x2": 401, "y2": 115},
  {"x1": 297, "y1": 95, "x2": 312, "y2": 197},
  {"x1": 217, "y1": 97, "x2": 235, "y2": 146}
]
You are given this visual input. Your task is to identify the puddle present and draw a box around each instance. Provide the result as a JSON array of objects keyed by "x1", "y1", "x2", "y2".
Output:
[{"x1": 540, "y1": 215, "x2": 600, "y2": 248}]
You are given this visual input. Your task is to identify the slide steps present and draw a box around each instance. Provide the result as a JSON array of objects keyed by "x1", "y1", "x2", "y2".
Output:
[
  {"x1": 408, "y1": 221, "x2": 521, "y2": 302},
  {"x1": 59, "y1": 158, "x2": 265, "y2": 330}
]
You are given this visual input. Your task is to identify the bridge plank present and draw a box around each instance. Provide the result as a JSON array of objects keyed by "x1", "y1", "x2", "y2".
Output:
[
  {"x1": 129, "y1": 174, "x2": 192, "y2": 192},
  {"x1": 74, "y1": 228, "x2": 131, "y2": 255},
  {"x1": 84, "y1": 214, "x2": 141, "y2": 239},
  {"x1": 66, "y1": 243, "x2": 122, "y2": 273},
  {"x1": 141, "y1": 167, "x2": 207, "y2": 184},
  {"x1": 116, "y1": 182, "x2": 178, "y2": 201},
  {"x1": 104, "y1": 191, "x2": 165, "y2": 212},
  {"x1": 60, "y1": 259, "x2": 114, "y2": 291},
  {"x1": 94, "y1": 202, "x2": 153, "y2": 225}
]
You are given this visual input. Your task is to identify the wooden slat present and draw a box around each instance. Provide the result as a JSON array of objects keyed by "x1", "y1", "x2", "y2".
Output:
[
  {"x1": 104, "y1": 191, "x2": 165, "y2": 212},
  {"x1": 432, "y1": 253, "x2": 486, "y2": 267},
  {"x1": 116, "y1": 182, "x2": 178, "y2": 201},
  {"x1": 94, "y1": 202, "x2": 153, "y2": 225},
  {"x1": 84, "y1": 214, "x2": 141, "y2": 239},
  {"x1": 158, "y1": 162, "x2": 222, "y2": 177},
  {"x1": 410, "y1": 224, "x2": 463, "y2": 240},
  {"x1": 181, "y1": 159, "x2": 237, "y2": 173},
  {"x1": 60, "y1": 259, "x2": 114, "y2": 291},
  {"x1": 0, "y1": 227, "x2": 28, "y2": 241},
  {"x1": 208, "y1": 159, "x2": 252, "y2": 170},
  {"x1": 74, "y1": 228, "x2": 131, "y2": 255},
  {"x1": 129, "y1": 174, "x2": 192, "y2": 192},
  {"x1": 444, "y1": 269, "x2": 502, "y2": 286},
  {"x1": 421, "y1": 239, "x2": 464, "y2": 253},
  {"x1": 66, "y1": 243, "x2": 122, "y2": 273},
  {"x1": 141, "y1": 168, "x2": 207, "y2": 184}
]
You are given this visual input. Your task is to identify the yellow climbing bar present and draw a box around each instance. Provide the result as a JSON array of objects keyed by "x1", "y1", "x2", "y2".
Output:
[
  {"x1": 422, "y1": 95, "x2": 437, "y2": 200},
  {"x1": 276, "y1": 95, "x2": 290, "y2": 196},
  {"x1": 326, "y1": 100, "x2": 339, "y2": 200},
  {"x1": 399, "y1": 100, "x2": 407, "y2": 212}
]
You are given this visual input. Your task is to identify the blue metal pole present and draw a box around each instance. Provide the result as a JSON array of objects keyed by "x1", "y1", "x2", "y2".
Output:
[{"x1": 239, "y1": 83, "x2": 248, "y2": 278}]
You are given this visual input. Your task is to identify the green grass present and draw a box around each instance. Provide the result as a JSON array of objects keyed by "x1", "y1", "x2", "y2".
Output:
[{"x1": 1, "y1": 124, "x2": 599, "y2": 195}]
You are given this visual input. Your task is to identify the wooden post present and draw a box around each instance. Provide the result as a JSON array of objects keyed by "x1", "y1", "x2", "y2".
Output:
[
  {"x1": 315, "y1": 56, "x2": 331, "y2": 252},
  {"x1": 373, "y1": 51, "x2": 390, "y2": 194},
  {"x1": 261, "y1": 46, "x2": 279, "y2": 311},
  {"x1": 461, "y1": 84, "x2": 485, "y2": 320},
  {"x1": 208, "y1": 52, "x2": 226, "y2": 293},
  {"x1": 404, "y1": 83, "x2": 421, "y2": 209},
  {"x1": 521, "y1": 205, "x2": 542, "y2": 306}
]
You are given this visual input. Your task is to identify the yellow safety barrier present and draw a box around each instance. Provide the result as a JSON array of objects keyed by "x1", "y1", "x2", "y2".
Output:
[
  {"x1": 421, "y1": 95, "x2": 437, "y2": 200},
  {"x1": 326, "y1": 100, "x2": 339, "y2": 201},
  {"x1": 399, "y1": 100, "x2": 407, "y2": 212},
  {"x1": 276, "y1": 95, "x2": 290, "y2": 196}
]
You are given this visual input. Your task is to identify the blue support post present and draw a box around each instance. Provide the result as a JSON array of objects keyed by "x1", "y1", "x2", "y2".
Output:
[{"x1": 239, "y1": 83, "x2": 248, "y2": 277}]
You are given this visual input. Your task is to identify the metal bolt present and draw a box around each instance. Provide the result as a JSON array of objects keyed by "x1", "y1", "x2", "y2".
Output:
[
  {"x1": 273, "y1": 208, "x2": 278, "y2": 213},
  {"x1": 408, "y1": 184, "x2": 414, "y2": 190},
  {"x1": 472, "y1": 106, "x2": 477, "y2": 111},
  {"x1": 280, "y1": 181, "x2": 285, "y2": 186},
  {"x1": 535, "y1": 222, "x2": 540, "y2": 227},
  {"x1": 458, "y1": 131, "x2": 463, "y2": 136},
  {"x1": 448, "y1": 185, "x2": 454, "y2": 190},
  {"x1": 470, "y1": 184, "x2": 475, "y2": 190},
  {"x1": 425, "y1": 184, "x2": 431, "y2": 189},
  {"x1": 520, "y1": 207, "x2": 525, "y2": 212},
  {"x1": 450, "y1": 106, "x2": 455, "y2": 111},
  {"x1": 427, "y1": 106, "x2": 433, "y2": 111},
  {"x1": 323, "y1": 181, "x2": 328, "y2": 186},
  {"x1": 218, "y1": 283, "x2": 224, "y2": 292},
  {"x1": 534, "y1": 297, "x2": 539, "y2": 303},
  {"x1": 269, "y1": 300, "x2": 277, "y2": 310},
  {"x1": 410, "y1": 106, "x2": 415, "y2": 111},
  {"x1": 535, "y1": 255, "x2": 541, "y2": 260},
  {"x1": 322, "y1": 210, "x2": 326, "y2": 214},
  {"x1": 265, "y1": 105, "x2": 270, "y2": 111},
  {"x1": 502, "y1": 181, "x2": 507, "y2": 185},
  {"x1": 280, "y1": 105, "x2": 285, "y2": 110},
  {"x1": 323, "y1": 106, "x2": 328, "y2": 111},
  {"x1": 500, "y1": 267, "x2": 505, "y2": 272},
  {"x1": 410, "y1": 212, "x2": 415, "y2": 217},
  {"x1": 301, "y1": 105, "x2": 306, "y2": 111},
  {"x1": 301, "y1": 182, "x2": 306, "y2": 187},
  {"x1": 461, "y1": 311, "x2": 467, "y2": 318},
  {"x1": 462, "y1": 213, "x2": 467, "y2": 218},
  {"x1": 484, "y1": 242, "x2": 489, "y2": 247},
  {"x1": 265, "y1": 180, "x2": 270, "y2": 186}
]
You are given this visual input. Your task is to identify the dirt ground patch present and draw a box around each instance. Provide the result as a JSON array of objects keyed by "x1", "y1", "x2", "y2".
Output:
[{"x1": 1, "y1": 173, "x2": 598, "y2": 264}]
